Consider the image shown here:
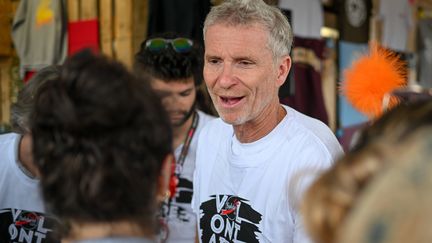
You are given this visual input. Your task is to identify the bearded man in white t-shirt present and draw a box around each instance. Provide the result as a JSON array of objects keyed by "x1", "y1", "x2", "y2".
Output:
[
  {"x1": 134, "y1": 32, "x2": 216, "y2": 243},
  {"x1": 192, "y1": 1, "x2": 344, "y2": 242}
]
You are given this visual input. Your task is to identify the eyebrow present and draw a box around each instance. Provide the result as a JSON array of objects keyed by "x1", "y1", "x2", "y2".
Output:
[
  {"x1": 154, "y1": 87, "x2": 194, "y2": 95},
  {"x1": 205, "y1": 54, "x2": 220, "y2": 60},
  {"x1": 179, "y1": 87, "x2": 194, "y2": 93}
]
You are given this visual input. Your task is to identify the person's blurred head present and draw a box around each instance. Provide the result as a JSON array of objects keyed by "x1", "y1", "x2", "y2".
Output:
[
  {"x1": 202, "y1": 0, "x2": 292, "y2": 125},
  {"x1": 134, "y1": 32, "x2": 212, "y2": 126},
  {"x1": 352, "y1": 100, "x2": 432, "y2": 152},
  {"x1": 339, "y1": 128, "x2": 432, "y2": 243},
  {"x1": 31, "y1": 50, "x2": 173, "y2": 237},
  {"x1": 302, "y1": 144, "x2": 391, "y2": 243},
  {"x1": 11, "y1": 65, "x2": 61, "y2": 134},
  {"x1": 302, "y1": 100, "x2": 432, "y2": 243}
]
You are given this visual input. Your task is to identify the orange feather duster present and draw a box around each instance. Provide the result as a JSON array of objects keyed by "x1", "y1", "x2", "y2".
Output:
[{"x1": 341, "y1": 42, "x2": 407, "y2": 118}]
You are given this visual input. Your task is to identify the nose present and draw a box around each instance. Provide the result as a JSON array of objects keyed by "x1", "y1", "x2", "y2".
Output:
[
  {"x1": 218, "y1": 64, "x2": 237, "y2": 89},
  {"x1": 162, "y1": 95, "x2": 179, "y2": 107}
]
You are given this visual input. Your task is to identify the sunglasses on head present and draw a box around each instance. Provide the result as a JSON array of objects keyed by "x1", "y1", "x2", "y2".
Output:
[{"x1": 145, "y1": 38, "x2": 194, "y2": 53}]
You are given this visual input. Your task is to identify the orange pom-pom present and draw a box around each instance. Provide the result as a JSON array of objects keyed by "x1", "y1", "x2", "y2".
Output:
[{"x1": 341, "y1": 42, "x2": 407, "y2": 118}]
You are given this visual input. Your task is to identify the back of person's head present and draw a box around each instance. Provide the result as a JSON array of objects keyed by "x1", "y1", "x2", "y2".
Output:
[
  {"x1": 10, "y1": 65, "x2": 61, "y2": 134},
  {"x1": 338, "y1": 128, "x2": 432, "y2": 243},
  {"x1": 134, "y1": 32, "x2": 203, "y2": 85},
  {"x1": 301, "y1": 99, "x2": 432, "y2": 243},
  {"x1": 352, "y1": 100, "x2": 432, "y2": 152},
  {"x1": 302, "y1": 145, "x2": 391, "y2": 243},
  {"x1": 31, "y1": 50, "x2": 172, "y2": 233},
  {"x1": 203, "y1": 0, "x2": 293, "y2": 59}
]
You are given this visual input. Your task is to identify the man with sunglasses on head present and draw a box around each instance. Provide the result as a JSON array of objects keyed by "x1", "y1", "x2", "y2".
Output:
[
  {"x1": 192, "y1": 0, "x2": 343, "y2": 242},
  {"x1": 134, "y1": 33, "x2": 215, "y2": 243}
]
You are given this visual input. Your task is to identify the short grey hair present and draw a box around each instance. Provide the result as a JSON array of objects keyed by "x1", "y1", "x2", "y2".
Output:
[
  {"x1": 203, "y1": 0, "x2": 293, "y2": 60},
  {"x1": 10, "y1": 65, "x2": 61, "y2": 134}
]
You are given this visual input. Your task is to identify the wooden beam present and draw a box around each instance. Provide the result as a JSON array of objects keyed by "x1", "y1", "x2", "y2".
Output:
[
  {"x1": 67, "y1": 0, "x2": 80, "y2": 21},
  {"x1": 80, "y1": 0, "x2": 98, "y2": 20},
  {"x1": 100, "y1": 0, "x2": 113, "y2": 57},
  {"x1": 0, "y1": 58, "x2": 11, "y2": 126},
  {"x1": 114, "y1": 0, "x2": 133, "y2": 68},
  {"x1": 132, "y1": 0, "x2": 148, "y2": 55},
  {"x1": 0, "y1": 1, "x2": 12, "y2": 57}
]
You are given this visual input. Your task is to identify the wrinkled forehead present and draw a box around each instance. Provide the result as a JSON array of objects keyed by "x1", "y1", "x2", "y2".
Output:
[{"x1": 204, "y1": 21, "x2": 271, "y2": 45}]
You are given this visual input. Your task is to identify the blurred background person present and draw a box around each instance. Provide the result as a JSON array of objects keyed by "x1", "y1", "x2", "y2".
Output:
[
  {"x1": 134, "y1": 32, "x2": 215, "y2": 243},
  {"x1": 0, "y1": 66, "x2": 61, "y2": 243},
  {"x1": 31, "y1": 50, "x2": 173, "y2": 243}
]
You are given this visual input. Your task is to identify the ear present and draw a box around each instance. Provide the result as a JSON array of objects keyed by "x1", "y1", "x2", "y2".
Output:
[
  {"x1": 276, "y1": 55, "x2": 292, "y2": 87},
  {"x1": 157, "y1": 153, "x2": 174, "y2": 202}
]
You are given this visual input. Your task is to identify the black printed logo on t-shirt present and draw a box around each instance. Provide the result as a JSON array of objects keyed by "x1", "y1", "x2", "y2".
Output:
[
  {"x1": 0, "y1": 208, "x2": 60, "y2": 243},
  {"x1": 199, "y1": 195, "x2": 262, "y2": 243}
]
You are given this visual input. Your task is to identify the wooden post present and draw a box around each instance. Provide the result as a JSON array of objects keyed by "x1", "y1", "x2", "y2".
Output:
[
  {"x1": 0, "y1": 0, "x2": 12, "y2": 57},
  {"x1": 132, "y1": 0, "x2": 148, "y2": 55},
  {"x1": 100, "y1": 0, "x2": 114, "y2": 57},
  {"x1": 80, "y1": 0, "x2": 98, "y2": 20},
  {"x1": 114, "y1": 0, "x2": 133, "y2": 68},
  {"x1": 0, "y1": 59, "x2": 11, "y2": 126},
  {"x1": 67, "y1": 0, "x2": 80, "y2": 22}
]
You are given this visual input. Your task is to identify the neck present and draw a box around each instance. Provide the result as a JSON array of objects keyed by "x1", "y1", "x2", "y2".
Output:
[
  {"x1": 173, "y1": 113, "x2": 195, "y2": 149},
  {"x1": 233, "y1": 103, "x2": 286, "y2": 143},
  {"x1": 64, "y1": 221, "x2": 154, "y2": 243},
  {"x1": 18, "y1": 133, "x2": 39, "y2": 178}
]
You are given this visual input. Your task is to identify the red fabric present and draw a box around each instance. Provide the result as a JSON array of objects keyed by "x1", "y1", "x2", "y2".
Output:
[
  {"x1": 24, "y1": 71, "x2": 36, "y2": 83},
  {"x1": 280, "y1": 37, "x2": 329, "y2": 124},
  {"x1": 68, "y1": 19, "x2": 100, "y2": 55}
]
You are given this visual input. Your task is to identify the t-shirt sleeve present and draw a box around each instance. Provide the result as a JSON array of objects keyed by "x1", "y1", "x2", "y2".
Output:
[{"x1": 288, "y1": 139, "x2": 339, "y2": 243}]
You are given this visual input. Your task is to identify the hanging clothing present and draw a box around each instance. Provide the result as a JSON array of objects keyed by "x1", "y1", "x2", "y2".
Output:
[
  {"x1": 68, "y1": 19, "x2": 100, "y2": 55},
  {"x1": 278, "y1": 0, "x2": 323, "y2": 39},
  {"x1": 147, "y1": 0, "x2": 211, "y2": 44},
  {"x1": 418, "y1": 18, "x2": 432, "y2": 88},
  {"x1": 339, "y1": 0, "x2": 372, "y2": 43},
  {"x1": 281, "y1": 37, "x2": 329, "y2": 125},
  {"x1": 11, "y1": 0, "x2": 67, "y2": 78},
  {"x1": 379, "y1": 0, "x2": 413, "y2": 52}
]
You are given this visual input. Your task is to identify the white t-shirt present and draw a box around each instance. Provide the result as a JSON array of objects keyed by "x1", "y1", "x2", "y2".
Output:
[
  {"x1": 192, "y1": 106, "x2": 343, "y2": 243},
  {"x1": 161, "y1": 110, "x2": 215, "y2": 243},
  {"x1": 0, "y1": 133, "x2": 59, "y2": 243},
  {"x1": 278, "y1": 0, "x2": 323, "y2": 39}
]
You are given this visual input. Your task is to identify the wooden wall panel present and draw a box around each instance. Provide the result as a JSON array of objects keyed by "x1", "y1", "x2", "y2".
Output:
[
  {"x1": 114, "y1": 0, "x2": 133, "y2": 67},
  {"x1": 67, "y1": 0, "x2": 80, "y2": 21},
  {"x1": 132, "y1": 0, "x2": 148, "y2": 55},
  {"x1": 0, "y1": 0, "x2": 12, "y2": 56},
  {"x1": 100, "y1": 0, "x2": 113, "y2": 57},
  {"x1": 80, "y1": 0, "x2": 98, "y2": 20},
  {"x1": 0, "y1": 59, "x2": 11, "y2": 125}
]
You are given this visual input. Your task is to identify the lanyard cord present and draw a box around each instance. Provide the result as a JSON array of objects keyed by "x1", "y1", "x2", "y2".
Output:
[
  {"x1": 162, "y1": 112, "x2": 199, "y2": 235},
  {"x1": 175, "y1": 111, "x2": 199, "y2": 176}
]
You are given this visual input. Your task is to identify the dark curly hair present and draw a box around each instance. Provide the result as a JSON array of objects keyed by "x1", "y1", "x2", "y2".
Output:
[
  {"x1": 134, "y1": 32, "x2": 217, "y2": 116},
  {"x1": 31, "y1": 50, "x2": 172, "y2": 231},
  {"x1": 134, "y1": 32, "x2": 203, "y2": 85},
  {"x1": 10, "y1": 65, "x2": 61, "y2": 134}
]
